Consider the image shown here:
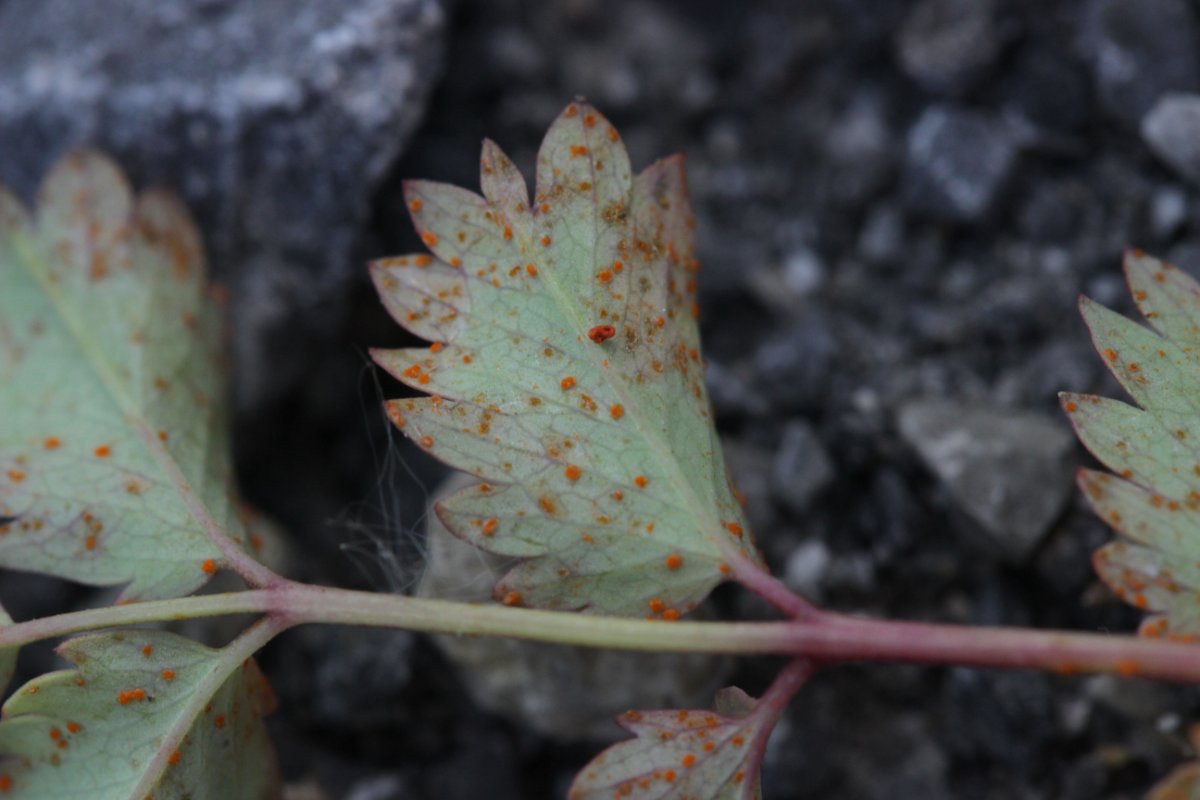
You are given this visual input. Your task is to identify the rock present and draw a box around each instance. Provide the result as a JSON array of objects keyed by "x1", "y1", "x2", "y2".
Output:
[
  {"x1": 902, "y1": 107, "x2": 1017, "y2": 223},
  {"x1": 1003, "y1": 43, "x2": 1092, "y2": 133},
  {"x1": 895, "y1": 0, "x2": 1000, "y2": 94},
  {"x1": 1142, "y1": 93, "x2": 1200, "y2": 183},
  {"x1": 783, "y1": 539, "x2": 832, "y2": 602},
  {"x1": 1082, "y1": 0, "x2": 1200, "y2": 126},
  {"x1": 823, "y1": 93, "x2": 896, "y2": 208},
  {"x1": 0, "y1": 0, "x2": 445, "y2": 410},
  {"x1": 417, "y1": 473, "x2": 734, "y2": 742},
  {"x1": 771, "y1": 421, "x2": 835, "y2": 515},
  {"x1": 752, "y1": 313, "x2": 840, "y2": 414},
  {"x1": 897, "y1": 399, "x2": 1074, "y2": 561}
]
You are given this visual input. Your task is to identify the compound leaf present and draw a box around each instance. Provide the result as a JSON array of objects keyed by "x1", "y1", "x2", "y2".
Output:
[
  {"x1": 372, "y1": 101, "x2": 761, "y2": 617},
  {"x1": 1065, "y1": 250, "x2": 1200, "y2": 639},
  {"x1": 569, "y1": 687, "x2": 767, "y2": 800},
  {"x1": 0, "y1": 151, "x2": 260, "y2": 601},
  {"x1": 0, "y1": 629, "x2": 278, "y2": 799}
]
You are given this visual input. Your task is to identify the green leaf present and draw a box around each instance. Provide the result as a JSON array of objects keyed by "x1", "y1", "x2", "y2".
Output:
[
  {"x1": 0, "y1": 628, "x2": 278, "y2": 799},
  {"x1": 371, "y1": 101, "x2": 761, "y2": 618},
  {"x1": 0, "y1": 151, "x2": 260, "y2": 600},
  {"x1": 569, "y1": 687, "x2": 766, "y2": 800},
  {"x1": 1065, "y1": 250, "x2": 1200, "y2": 639}
]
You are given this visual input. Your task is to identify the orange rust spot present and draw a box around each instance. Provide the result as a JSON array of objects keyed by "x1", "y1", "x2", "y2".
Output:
[
  {"x1": 565, "y1": 104, "x2": 579, "y2": 118},
  {"x1": 663, "y1": 769, "x2": 676, "y2": 783},
  {"x1": 682, "y1": 754, "x2": 696, "y2": 768},
  {"x1": 648, "y1": 598, "x2": 665, "y2": 613},
  {"x1": 719, "y1": 562, "x2": 732, "y2": 575},
  {"x1": 43, "y1": 437, "x2": 61, "y2": 450},
  {"x1": 725, "y1": 521, "x2": 744, "y2": 538},
  {"x1": 49, "y1": 727, "x2": 61, "y2": 741},
  {"x1": 561, "y1": 376, "x2": 576, "y2": 390},
  {"x1": 409, "y1": 198, "x2": 423, "y2": 212},
  {"x1": 430, "y1": 342, "x2": 444, "y2": 353},
  {"x1": 526, "y1": 263, "x2": 538, "y2": 276},
  {"x1": 420, "y1": 436, "x2": 434, "y2": 448},
  {"x1": 502, "y1": 591, "x2": 522, "y2": 606},
  {"x1": 117, "y1": 688, "x2": 147, "y2": 705},
  {"x1": 5, "y1": 470, "x2": 24, "y2": 483},
  {"x1": 403, "y1": 363, "x2": 421, "y2": 378},
  {"x1": 564, "y1": 464, "x2": 582, "y2": 481},
  {"x1": 1103, "y1": 348, "x2": 1118, "y2": 362},
  {"x1": 1155, "y1": 272, "x2": 1166, "y2": 283},
  {"x1": 611, "y1": 490, "x2": 624, "y2": 501},
  {"x1": 662, "y1": 609, "x2": 680, "y2": 621},
  {"x1": 581, "y1": 533, "x2": 595, "y2": 543},
  {"x1": 539, "y1": 496, "x2": 557, "y2": 514},
  {"x1": 421, "y1": 231, "x2": 439, "y2": 247},
  {"x1": 482, "y1": 517, "x2": 498, "y2": 536},
  {"x1": 168, "y1": 750, "x2": 181, "y2": 766},
  {"x1": 597, "y1": 269, "x2": 613, "y2": 283},
  {"x1": 161, "y1": 669, "x2": 176, "y2": 681},
  {"x1": 609, "y1": 404, "x2": 624, "y2": 419},
  {"x1": 201, "y1": 559, "x2": 217, "y2": 574},
  {"x1": 214, "y1": 714, "x2": 226, "y2": 730},
  {"x1": 158, "y1": 430, "x2": 169, "y2": 442},
  {"x1": 503, "y1": 226, "x2": 512, "y2": 241},
  {"x1": 1128, "y1": 362, "x2": 1140, "y2": 372},
  {"x1": 84, "y1": 535, "x2": 97, "y2": 550},
  {"x1": 607, "y1": 127, "x2": 619, "y2": 142},
  {"x1": 66, "y1": 721, "x2": 81, "y2": 734},
  {"x1": 1064, "y1": 401, "x2": 1078, "y2": 412},
  {"x1": 449, "y1": 257, "x2": 462, "y2": 268},
  {"x1": 418, "y1": 373, "x2": 430, "y2": 385},
  {"x1": 583, "y1": 113, "x2": 597, "y2": 128},
  {"x1": 1115, "y1": 659, "x2": 1140, "y2": 677},
  {"x1": 731, "y1": 735, "x2": 745, "y2": 747},
  {"x1": 540, "y1": 235, "x2": 552, "y2": 247},
  {"x1": 415, "y1": 254, "x2": 431, "y2": 266},
  {"x1": 588, "y1": 324, "x2": 616, "y2": 343},
  {"x1": 0, "y1": 773, "x2": 11, "y2": 792},
  {"x1": 94, "y1": 444, "x2": 112, "y2": 458},
  {"x1": 462, "y1": 354, "x2": 473, "y2": 363},
  {"x1": 665, "y1": 553, "x2": 682, "y2": 570},
  {"x1": 142, "y1": 645, "x2": 153, "y2": 656},
  {"x1": 570, "y1": 145, "x2": 589, "y2": 158},
  {"x1": 634, "y1": 475, "x2": 648, "y2": 488}
]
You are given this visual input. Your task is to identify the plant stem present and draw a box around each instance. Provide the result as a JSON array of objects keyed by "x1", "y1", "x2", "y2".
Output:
[
  {"x1": 743, "y1": 659, "x2": 816, "y2": 800},
  {"x1": 2, "y1": 583, "x2": 1197, "y2": 685}
]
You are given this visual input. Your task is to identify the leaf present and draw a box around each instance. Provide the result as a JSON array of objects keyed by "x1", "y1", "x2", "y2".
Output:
[
  {"x1": 0, "y1": 602, "x2": 16, "y2": 698},
  {"x1": 371, "y1": 101, "x2": 761, "y2": 617},
  {"x1": 1064, "y1": 250, "x2": 1200, "y2": 639},
  {"x1": 0, "y1": 628, "x2": 278, "y2": 799},
  {"x1": 0, "y1": 151, "x2": 260, "y2": 600},
  {"x1": 569, "y1": 687, "x2": 767, "y2": 800}
]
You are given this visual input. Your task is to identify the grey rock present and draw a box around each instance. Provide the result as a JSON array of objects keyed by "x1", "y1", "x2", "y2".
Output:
[
  {"x1": 0, "y1": 0, "x2": 445, "y2": 410},
  {"x1": 771, "y1": 421, "x2": 835, "y2": 515},
  {"x1": 1142, "y1": 93, "x2": 1200, "y2": 183},
  {"x1": 858, "y1": 205, "x2": 905, "y2": 266},
  {"x1": 418, "y1": 473, "x2": 734, "y2": 742},
  {"x1": 1003, "y1": 44, "x2": 1092, "y2": 133},
  {"x1": 1082, "y1": 0, "x2": 1200, "y2": 126},
  {"x1": 897, "y1": 399, "x2": 1074, "y2": 561},
  {"x1": 903, "y1": 107, "x2": 1017, "y2": 223},
  {"x1": 752, "y1": 313, "x2": 839, "y2": 414},
  {"x1": 783, "y1": 539, "x2": 832, "y2": 602},
  {"x1": 895, "y1": 0, "x2": 1000, "y2": 93}
]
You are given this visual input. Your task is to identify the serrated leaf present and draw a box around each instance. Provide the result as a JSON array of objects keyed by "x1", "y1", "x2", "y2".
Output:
[
  {"x1": 0, "y1": 151, "x2": 260, "y2": 600},
  {"x1": 569, "y1": 687, "x2": 767, "y2": 800},
  {"x1": 371, "y1": 101, "x2": 761, "y2": 618},
  {"x1": 0, "y1": 629, "x2": 278, "y2": 799},
  {"x1": 1066, "y1": 251, "x2": 1200, "y2": 639}
]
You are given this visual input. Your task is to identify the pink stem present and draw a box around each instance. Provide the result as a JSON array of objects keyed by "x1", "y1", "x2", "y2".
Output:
[
  {"x1": 725, "y1": 548, "x2": 823, "y2": 620},
  {"x1": 741, "y1": 658, "x2": 817, "y2": 799}
]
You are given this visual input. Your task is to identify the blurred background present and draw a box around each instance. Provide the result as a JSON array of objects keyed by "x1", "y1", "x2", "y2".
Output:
[{"x1": 3, "y1": 0, "x2": 1199, "y2": 797}]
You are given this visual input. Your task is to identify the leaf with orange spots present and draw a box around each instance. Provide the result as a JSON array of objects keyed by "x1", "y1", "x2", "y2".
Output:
[
  {"x1": 1065, "y1": 251, "x2": 1200, "y2": 640},
  {"x1": 372, "y1": 101, "x2": 761, "y2": 617},
  {"x1": 0, "y1": 152, "x2": 260, "y2": 600},
  {"x1": 0, "y1": 628, "x2": 278, "y2": 799},
  {"x1": 569, "y1": 687, "x2": 769, "y2": 800}
]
